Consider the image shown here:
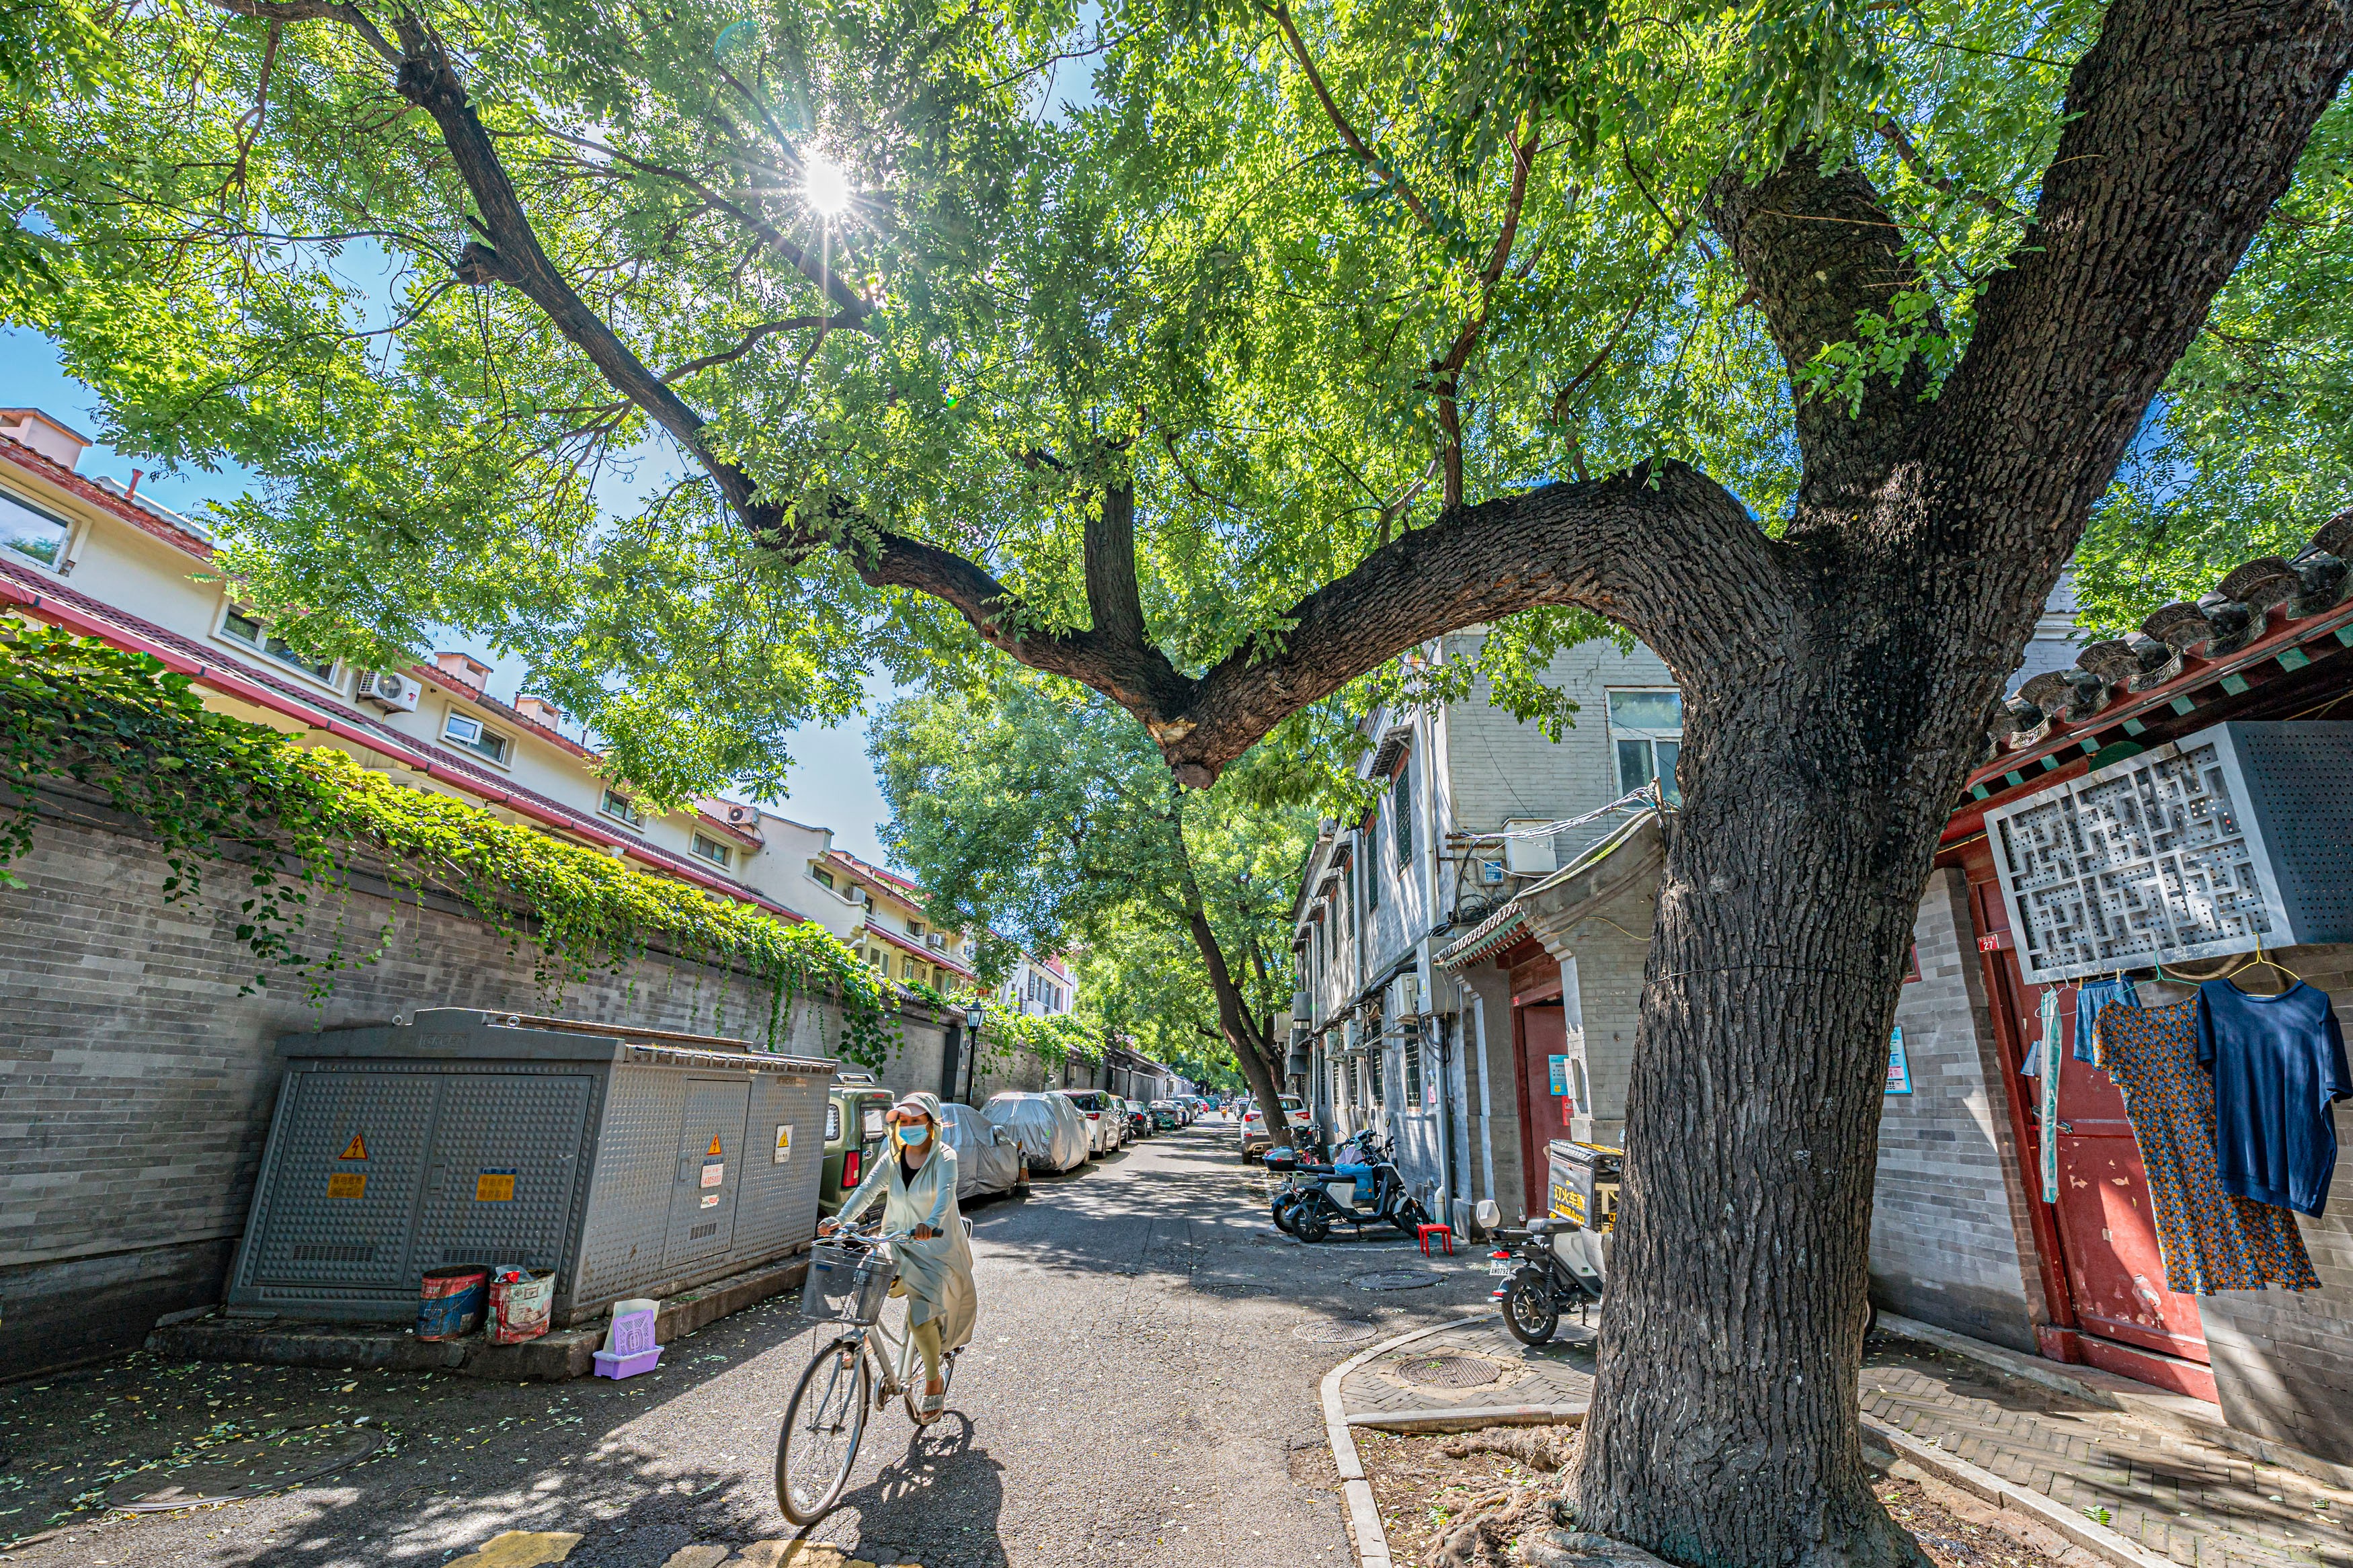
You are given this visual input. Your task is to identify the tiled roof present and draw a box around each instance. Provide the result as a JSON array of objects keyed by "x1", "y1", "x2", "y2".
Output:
[
  {"x1": 0, "y1": 556, "x2": 805, "y2": 921},
  {"x1": 0, "y1": 434, "x2": 215, "y2": 561},
  {"x1": 1949, "y1": 509, "x2": 2353, "y2": 835}
]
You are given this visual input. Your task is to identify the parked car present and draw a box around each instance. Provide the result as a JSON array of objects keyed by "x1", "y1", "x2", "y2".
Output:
[
  {"x1": 1053, "y1": 1089, "x2": 1124, "y2": 1155},
  {"x1": 820, "y1": 1073, "x2": 895, "y2": 1215},
  {"x1": 1238, "y1": 1094, "x2": 1310, "y2": 1157},
  {"x1": 1123, "y1": 1099, "x2": 1152, "y2": 1139},
  {"x1": 939, "y1": 1102, "x2": 1024, "y2": 1200},
  {"x1": 1148, "y1": 1100, "x2": 1183, "y2": 1131},
  {"x1": 983, "y1": 1091, "x2": 1090, "y2": 1173}
]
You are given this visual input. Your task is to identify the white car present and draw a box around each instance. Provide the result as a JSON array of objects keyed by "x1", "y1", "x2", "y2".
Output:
[
  {"x1": 1051, "y1": 1089, "x2": 1124, "y2": 1155},
  {"x1": 1238, "y1": 1094, "x2": 1310, "y2": 1159}
]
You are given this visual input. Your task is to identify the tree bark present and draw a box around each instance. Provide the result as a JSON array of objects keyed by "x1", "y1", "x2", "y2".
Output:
[{"x1": 1167, "y1": 790, "x2": 1296, "y2": 1149}]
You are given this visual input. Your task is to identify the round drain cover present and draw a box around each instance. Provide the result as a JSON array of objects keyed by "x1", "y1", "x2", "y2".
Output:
[
  {"x1": 1292, "y1": 1319, "x2": 1380, "y2": 1344},
  {"x1": 1352, "y1": 1270, "x2": 1440, "y2": 1292},
  {"x1": 106, "y1": 1427, "x2": 385, "y2": 1512},
  {"x1": 1392, "y1": 1352, "x2": 1505, "y2": 1389}
]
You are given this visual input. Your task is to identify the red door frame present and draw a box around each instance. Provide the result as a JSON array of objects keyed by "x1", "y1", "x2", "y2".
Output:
[
  {"x1": 1953, "y1": 841, "x2": 2217, "y2": 1399},
  {"x1": 1501, "y1": 936, "x2": 1565, "y2": 1220}
]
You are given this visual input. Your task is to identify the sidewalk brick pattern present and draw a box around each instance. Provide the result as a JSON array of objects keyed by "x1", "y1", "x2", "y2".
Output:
[
  {"x1": 1862, "y1": 1347, "x2": 2352, "y2": 1568},
  {"x1": 1340, "y1": 1319, "x2": 2353, "y2": 1568}
]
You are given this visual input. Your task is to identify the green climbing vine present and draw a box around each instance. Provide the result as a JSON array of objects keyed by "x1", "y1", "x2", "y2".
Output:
[{"x1": 0, "y1": 625, "x2": 896, "y2": 1065}]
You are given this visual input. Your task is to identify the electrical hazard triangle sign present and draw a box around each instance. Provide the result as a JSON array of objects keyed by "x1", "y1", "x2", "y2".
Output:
[
  {"x1": 707, "y1": 1134, "x2": 723, "y2": 1157},
  {"x1": 338, "y1": 1133, "x2": 368, "y2": 1161}
]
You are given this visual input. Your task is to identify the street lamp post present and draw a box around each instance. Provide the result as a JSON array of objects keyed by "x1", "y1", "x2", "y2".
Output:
[{"x1": 962, "y1": 1001, "x2": 985, "y2": 1104}]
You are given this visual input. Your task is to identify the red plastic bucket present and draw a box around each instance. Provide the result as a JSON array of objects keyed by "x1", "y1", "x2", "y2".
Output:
[{"x1": 415, "y1": 1265, "x2": 489, "y2": 1340}]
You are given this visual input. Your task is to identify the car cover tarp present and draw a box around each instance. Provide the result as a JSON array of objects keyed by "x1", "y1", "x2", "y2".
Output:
[
  {"x1": 982, "y1": 1091, "x2": 1088, "y2": 1172},
  {"x1": 941, "y1": 1102, "x2": 1023, "y2": 1198}
]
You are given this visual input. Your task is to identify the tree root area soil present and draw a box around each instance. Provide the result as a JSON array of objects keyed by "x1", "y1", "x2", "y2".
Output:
[{"x1": 1355, "y1": 1428, "x2": 2090, "y2": 1568}]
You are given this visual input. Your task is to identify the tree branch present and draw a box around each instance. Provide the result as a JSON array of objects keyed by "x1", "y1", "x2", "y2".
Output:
[
  {"x1": 1265, "y1": 2, "x2": 1437, "y2": 233},
  {"x1": 1934, "y1": 0, "x2": 2353, "y2": 565},
  {"x1": 1702, "y1": 152, "x2": 1938, "y2": 524},
  {"x1": 1084, "y1": 483, "x2": 1147, "y2": 651},
  {"x1": 1873, "y1": 118, "x2": 2024, "y2": 222},
  {"x1": 661, "y1": 315, "x2": 850, "y2": 383},
  {"x1": 204, "y1": 0, "x2": 397, "y2": 65}
]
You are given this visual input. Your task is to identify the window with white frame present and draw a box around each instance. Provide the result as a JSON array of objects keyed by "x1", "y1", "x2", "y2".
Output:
[
  {"x1": 218, "y1": 606, "x2": 336, "y2": 684},
  {"x1": 1392, "y1": 753, "x2": 1414, "y2": 867},
  {"x1": 1607, "y1": 689, "x2": 1683, "y2": 807},
  {"x1": 598, "y1": 788, "x2": 643, "y2": 827},
  {"x1": 0, "y1": 488, "x2": 73, "y2": 570},
  {"x1": 690, "y1": 832, "x2": 731, "y2": 868},
  {"x1": 440, "y1": 710, "x2": 512, "y2": 765}
]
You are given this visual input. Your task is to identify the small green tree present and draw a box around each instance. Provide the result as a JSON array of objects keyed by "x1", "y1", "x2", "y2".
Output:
[{"x1": 871, "y1": 673, "x2": 1314, "y2": 1142}]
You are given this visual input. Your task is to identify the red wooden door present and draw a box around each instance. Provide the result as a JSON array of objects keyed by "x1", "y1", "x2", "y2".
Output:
[
  {"x1": 1517, "y1": 1002, "x2": 1568, "y2": 1217},
  {"x1": 2019, "y1": 967, "x2": 2210, "y2": 1362}
]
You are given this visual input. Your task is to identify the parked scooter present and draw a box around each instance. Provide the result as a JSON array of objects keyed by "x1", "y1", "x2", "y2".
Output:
[
  {"x1": 1477, "y1": 1198, "x2": 1604, "y2": 1345},
  {"x1": 1281, "y1": 1130, "x2": 1426, "y2": 1243}
]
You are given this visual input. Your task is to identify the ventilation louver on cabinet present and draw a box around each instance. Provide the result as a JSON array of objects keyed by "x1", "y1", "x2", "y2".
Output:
[{"x1": 1985, "y1": 722, "x2": 2353, "y2": 985}]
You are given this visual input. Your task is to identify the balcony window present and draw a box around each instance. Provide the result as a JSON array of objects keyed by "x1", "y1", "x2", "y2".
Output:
[
  {"x1": 1607, "y1": 689, "x2": 1683, "y2": 807},
  {"x1": 908, "y1": 918, "x2": 925, "y2": 939},
  {"x1": 440, "y1": 710, "x2": 511, "y2": 765},
  {"x1": 598, "y1": 788, "x2": 643, "y2": 828},
  {"x1": 0, "y1": 488, "x2": 71, "y2": 569},
  {"x1": 1392, "y1": 754, "x2": 1413, "y2": 867},
  {"x1": 219, "y1": 606, "x2": 336, "y2": 683},
  {"x1": 690, "y1": 833, "x2": 731, "y2": 868},
  {"x1": 813, "y1": 868, "x2": 836, "y2": 891}
]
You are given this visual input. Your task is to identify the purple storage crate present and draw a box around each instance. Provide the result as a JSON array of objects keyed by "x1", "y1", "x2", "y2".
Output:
[{"x1": 593, "y1": 1346, "x2": 663, "y2": 1378}]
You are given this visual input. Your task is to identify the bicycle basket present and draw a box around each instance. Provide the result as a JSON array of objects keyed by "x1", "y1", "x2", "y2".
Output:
[{"x1": 801, "y1": 1243, "x2": 893, "y2": 1324}]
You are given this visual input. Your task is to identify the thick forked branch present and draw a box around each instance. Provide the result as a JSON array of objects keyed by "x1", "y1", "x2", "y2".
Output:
[
  {"x1": 208, "y1": 0, "x2": 397, "y2": 62},
  {"x1": 1084, "y1": 484, "x2": 1146, "y2": 651},
  {"x1": 1703, "y1": 155, "x2": 1936, "y2": 522},
  {"x1": 1933, "y1": 0, "x2": 2353, "y2": 561}
]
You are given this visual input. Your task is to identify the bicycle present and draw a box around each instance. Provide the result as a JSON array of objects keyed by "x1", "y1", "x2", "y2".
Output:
[{"x1": 774, "y1": 1221, "x2": 967, "y2": 1525}]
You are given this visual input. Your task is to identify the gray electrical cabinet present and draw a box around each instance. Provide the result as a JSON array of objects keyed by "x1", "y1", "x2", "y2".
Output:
[{"x1": 226, "y1": 1009, "x2": 835, "y2": 1326}]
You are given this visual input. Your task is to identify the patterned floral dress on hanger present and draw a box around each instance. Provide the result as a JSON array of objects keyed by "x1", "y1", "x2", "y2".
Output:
[{"x1": 2092, "y1": 999, "x2": 2317, "y2": 1293}]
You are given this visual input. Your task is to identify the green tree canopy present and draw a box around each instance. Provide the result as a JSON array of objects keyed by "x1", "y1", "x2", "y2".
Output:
[{"x1": 869, "y1": 669, "x2": 1312, "y2": 1116}]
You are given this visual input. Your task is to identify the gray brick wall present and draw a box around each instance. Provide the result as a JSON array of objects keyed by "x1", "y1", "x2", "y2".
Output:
[
  {"x1": 0, "y1": 790, "x2": 926, "y2": 1372},
  {"x1": 1871, "y1": 868, "x2": 2050, "y2": 1352},
  {"x1": 2194, "y1": 940, "x2": 2353, "y2": 1464}
]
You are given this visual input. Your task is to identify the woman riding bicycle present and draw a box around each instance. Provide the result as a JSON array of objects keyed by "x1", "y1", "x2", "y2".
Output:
[{"x1": 815, "y1": 1091, "x2": 975, "y2": 1415}]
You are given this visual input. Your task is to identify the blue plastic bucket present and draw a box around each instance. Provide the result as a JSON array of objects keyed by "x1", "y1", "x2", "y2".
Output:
[{"x1": 415, "y1": 1265, "x2": 489, "y2": 1339}]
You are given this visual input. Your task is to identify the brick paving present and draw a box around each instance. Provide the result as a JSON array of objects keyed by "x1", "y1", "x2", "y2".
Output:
[{"x1": 1337, "y1": 1317, "x2": 2353, "y2": 1568}]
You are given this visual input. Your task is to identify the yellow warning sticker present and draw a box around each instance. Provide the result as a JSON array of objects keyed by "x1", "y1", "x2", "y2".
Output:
[
  {"x1": 772, "y1": 1124, "x2": 792, "y2": 1164},
  {"x1": 475, "y1": 1170, "x2": 517, "y2": 1202},
  {"x1": 327, "y1": 1171, "x2": 366, "y2": 1200},
  {"x1": 338, "y1": 1132, "x2": 368, "y2": 1161},
  {"x1": 707, "y1": 1134, "x2": 723, "y2": 1157}
]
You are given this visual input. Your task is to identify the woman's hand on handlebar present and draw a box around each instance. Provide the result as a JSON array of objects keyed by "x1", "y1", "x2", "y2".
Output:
[
  {"x1": 816, "y1": 1216, "x2": 840, "y2": 1237},
  {"x1": 909, "y1": 1224, "x2": 937, "y2": 1241}
]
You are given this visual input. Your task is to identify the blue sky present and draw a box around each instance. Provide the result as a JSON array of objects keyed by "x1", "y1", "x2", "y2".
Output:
[{"x1": 0, "y1": 325, "x2": 903, "y2": 864}]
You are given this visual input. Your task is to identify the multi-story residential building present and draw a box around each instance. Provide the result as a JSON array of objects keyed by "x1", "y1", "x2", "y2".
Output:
[
  {"x1": 0, "y1": 406, "x2": 854, "y2": 933},
  {"x1": 1001, "y1": 950, "x2": 1074, "y2": 1016},
  {"x1": 1290, "y1": 630, "x2": 1682, "y2": 1231},
  {"x1": 815, "y1": 849, "x2": 982, "y2": 994}
]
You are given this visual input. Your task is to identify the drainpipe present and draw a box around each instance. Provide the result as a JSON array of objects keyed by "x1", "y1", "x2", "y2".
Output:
[{"x1": 1472, "y1": 991, "x2": 1496, "y2": 1203}]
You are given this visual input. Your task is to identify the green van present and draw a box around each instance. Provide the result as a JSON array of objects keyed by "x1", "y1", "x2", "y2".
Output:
[{"x1": 820, "y1": 1071, "x2": 896, "y2": 1216}]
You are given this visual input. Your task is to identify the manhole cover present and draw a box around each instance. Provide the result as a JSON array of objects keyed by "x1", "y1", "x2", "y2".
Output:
[
  {"x1": 1391, "y1": 1352, "x2": 1505, "y2": 1389},
  {"x1": 1352, "y1": 1270, "x2": 1440, "y2": 1292},
  {"x1": 1292, "y1": 1319, "x2": 1380, "y2": 1344},
  {"x1": 105, "y1": 1426, "x2": 385, "y2": 1512}
]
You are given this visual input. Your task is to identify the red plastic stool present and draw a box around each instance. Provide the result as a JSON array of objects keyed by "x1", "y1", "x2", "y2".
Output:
[{"x1": 1417, "y1": 1223, "x2": 1454, "y2": 1256}]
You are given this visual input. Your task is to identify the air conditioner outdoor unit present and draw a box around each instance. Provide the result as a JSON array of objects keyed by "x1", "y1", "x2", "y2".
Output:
[
  {"x1": 355, "y1": 669, "x2": 420, "y2": 713},
  {"x1": 1387, "y1": 972, "x2": 1423, "y2": 1020},
  {"x1": 927, "y1": 934, "x2": 946, "y2": 950},
  {"x1": 726, "y1": 804, "x2": 756, "y2": 825}
]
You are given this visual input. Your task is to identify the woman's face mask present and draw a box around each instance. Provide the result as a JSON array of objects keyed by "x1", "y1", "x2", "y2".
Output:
[{"x1": 896, "y1": 1120, "x2": 931, "y2": 1148}]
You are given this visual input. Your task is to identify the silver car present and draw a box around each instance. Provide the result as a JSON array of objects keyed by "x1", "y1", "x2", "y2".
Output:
[{"x1": 940, "y1": 1101, "x2": 1023, "y2": 1199}]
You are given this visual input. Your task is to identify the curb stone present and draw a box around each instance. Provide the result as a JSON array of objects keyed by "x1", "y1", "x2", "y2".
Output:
[
  {"x1": 1322, "y1": 1315, "x2": 1487, "y2": 1568},
  {"x1": 1862, "y1": 1417, "x2": 2176, "y2": 1568}
]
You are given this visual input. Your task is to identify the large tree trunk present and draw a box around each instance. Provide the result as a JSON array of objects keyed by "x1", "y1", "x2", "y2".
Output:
[{"x1": 1567, "y1": 614, "x2": 1977, "y2": 1568}]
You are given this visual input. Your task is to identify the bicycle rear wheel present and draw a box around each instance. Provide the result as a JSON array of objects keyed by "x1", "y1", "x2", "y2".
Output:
[{"x1": 776, "y1": 1339, "x2": 870, "y2": 1524}]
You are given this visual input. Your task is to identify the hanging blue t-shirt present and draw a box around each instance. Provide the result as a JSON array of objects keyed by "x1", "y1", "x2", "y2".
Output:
[{"x1": 2196, "y1": 981, "x2": 2351, "y2": 1218}]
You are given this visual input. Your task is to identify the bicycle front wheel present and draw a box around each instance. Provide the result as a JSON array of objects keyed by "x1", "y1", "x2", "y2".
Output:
[{"x1": 776, "y1": 1339, "x2": 870, "y2": 1525}]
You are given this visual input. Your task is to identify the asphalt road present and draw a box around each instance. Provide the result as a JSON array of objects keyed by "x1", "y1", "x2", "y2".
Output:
[{"x1": 1, "y1": 1116, "x2": 1494, "y2": 1568}]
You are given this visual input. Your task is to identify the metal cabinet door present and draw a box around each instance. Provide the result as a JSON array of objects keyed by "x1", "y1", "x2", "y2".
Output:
[
  {"x1": 245, "y1": 1069, "x2": 437, "y2": 1290},
  {"x1": 665, "y1": 1077, "x2": 752, "y2": 1270},
  {"x1": 411, "y1": 1072, "x2": 596, "y2": 1276}
]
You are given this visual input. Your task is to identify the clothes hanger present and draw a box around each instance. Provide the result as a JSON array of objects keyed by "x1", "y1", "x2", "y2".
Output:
[{"x1": 2223, "y1": 942, "x2": 2301, "y2": 995}]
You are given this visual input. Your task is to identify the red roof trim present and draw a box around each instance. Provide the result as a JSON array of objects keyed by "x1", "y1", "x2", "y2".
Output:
[
  {"x1": 0, "y1": 434, "x2": 215, "y2": 562},
  {"x1": 0, "y1": 558, "x2": 806, "y2": 923},
  {"x1": 826, "y1": 848, "x2": 924, "y2": 901}
]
